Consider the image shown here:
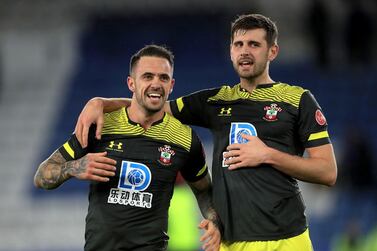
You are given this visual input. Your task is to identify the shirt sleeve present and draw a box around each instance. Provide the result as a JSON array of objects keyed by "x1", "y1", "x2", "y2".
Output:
[
  {"x1": 58, "y1": 125, "x2": 97, "y2": 161},
  {"x1": 180, "y1": 130, "x2": 208, "y2": 182},
  {"x1": 298, "y1": 91, "x2": 331, "y2": 148},
  {"x1": 169, "y1": 88, "x2": 219, "y2": 127}
]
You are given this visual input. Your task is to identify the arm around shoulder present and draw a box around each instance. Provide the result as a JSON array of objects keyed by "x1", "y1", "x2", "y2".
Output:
[{"x1": 75, "y1": 97, "x2": 131, "y2": 147}]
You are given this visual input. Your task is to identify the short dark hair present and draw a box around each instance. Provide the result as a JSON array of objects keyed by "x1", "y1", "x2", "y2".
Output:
[
  {"x1": 129, "y1": 44, "x2": 174, "y2": 75},
  {"x1": 231, "y1": 14, "x2": 278, "y2": 47}
]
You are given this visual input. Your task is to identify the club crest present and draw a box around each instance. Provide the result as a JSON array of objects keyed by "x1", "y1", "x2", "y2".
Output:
[
  {"x1": 263, "y1": 103, "x2": 282, "y2": 121},
  {"x1": 158, "y1": 145, "x2": 175, "y2": 165}
]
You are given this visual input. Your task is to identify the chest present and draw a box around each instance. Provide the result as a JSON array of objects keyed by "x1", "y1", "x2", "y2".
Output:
[
  {"x1": 207, "y1": 101, "x2": 298, "y2": 140},
  {"x1": 91, "y1": 136, "x2": 188, "y2": 186}
]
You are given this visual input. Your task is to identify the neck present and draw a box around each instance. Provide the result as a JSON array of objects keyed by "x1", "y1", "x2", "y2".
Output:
[
  {"x1": 240, "y1": 69, "x2": 274, "y2": 93},
  {"x1": 127, "y1": 101, "x2": 164, "y2": 130}
]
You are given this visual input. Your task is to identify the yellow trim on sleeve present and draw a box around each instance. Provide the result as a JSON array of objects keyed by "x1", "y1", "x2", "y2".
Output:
[
  {"x1": 176, "y1": 97, "x2": 184, "y2": 112},
  {"x1": 63, "y1": 142, "x2": 75, "y2": 158},
  {"x1": 196, "y1": 164, "x2": 207, "y2": 177},
  {"x1": 308, "y1": 131, "x2": 329, "y2": 141}
]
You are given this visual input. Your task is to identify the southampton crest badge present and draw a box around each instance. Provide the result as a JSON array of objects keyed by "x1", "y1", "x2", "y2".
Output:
[
  {"x1": 263, "y1": 103, "x2": 282, "y2": 121},
  {"x1": 158, "y1": 145, "x2": 175, "y2": 165}
]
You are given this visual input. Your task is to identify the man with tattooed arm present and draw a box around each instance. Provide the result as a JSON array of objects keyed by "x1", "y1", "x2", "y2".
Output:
[{"x1": 34, "y1": 45, "x2": 221, "y2": 251}]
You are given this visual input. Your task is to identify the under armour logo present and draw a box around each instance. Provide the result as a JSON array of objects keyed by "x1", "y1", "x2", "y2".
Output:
[
  {"x1": 108, "y1": 141, "x2": 123, "y2": 150},
  {"x1": 218, "y1": 107, "x2": 232, "y2": 116}
]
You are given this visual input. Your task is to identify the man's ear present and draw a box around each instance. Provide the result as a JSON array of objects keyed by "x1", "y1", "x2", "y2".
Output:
[
  {"x1": 127, "y1": 76, "x2": 135, "y2": 93},
  {"x1": 268, "y1": 44, "x2": 279, "y2": 62},
  {"x1": 169, "y1": 79, "x2": 175, "y2": 94}
]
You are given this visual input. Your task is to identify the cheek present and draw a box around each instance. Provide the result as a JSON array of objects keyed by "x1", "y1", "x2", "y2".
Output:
[
  {"x1": 230, "y1": 53, "x2": 237, "y2": 64},
  {"x1": 230, "y1": 49, "x2": 236, "y2": 61}
]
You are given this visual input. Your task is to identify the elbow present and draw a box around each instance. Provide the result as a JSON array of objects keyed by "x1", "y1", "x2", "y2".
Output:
[
  {"x1": 33, "y1": 173, "x2": 55, "y2": 190},
  {"x1": 323, "y1": 166, "x2": 338, "y2": 187},
  {"x1": 33, "y1": 175, "x2": 45, "y2": 190},
  {"x1": 33, "y1": 173, "x2": 41, "y2": 189},
  {"x1": 325, "y1": 175, "x2": 337, "y2": 187}
]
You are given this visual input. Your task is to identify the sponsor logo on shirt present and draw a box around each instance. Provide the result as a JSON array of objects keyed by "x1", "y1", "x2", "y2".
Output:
[
  {"x1": 223, "y1": 122, "x2": 258, "y2": 167},
  {"x1": 229, "y1": 122, "x2": 257, "y2": 144},
  {"x1": 108, "y1": 161, "x2": 153, "y2": 208}
]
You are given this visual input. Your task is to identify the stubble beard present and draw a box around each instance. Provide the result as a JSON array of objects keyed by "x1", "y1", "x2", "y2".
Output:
[
  {"x1": 234, "y1": 59, "x2": 267, "y2": 81},
  {"x1": 136, "y1": 92, "x2": 165, "y2": 115}
]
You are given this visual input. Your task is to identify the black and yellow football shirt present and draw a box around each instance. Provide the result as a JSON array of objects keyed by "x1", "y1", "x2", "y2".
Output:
[
  {"x1": 170, "y1": 82, "x2": 330, "y2": 242},
  {"x1": 59, "y1": 108, "x2": 207, "y2": 251}
]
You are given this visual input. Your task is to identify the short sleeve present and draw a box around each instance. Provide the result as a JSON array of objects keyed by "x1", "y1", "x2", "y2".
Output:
[
  {"x1": 180, "y1": 130, "x2": 208, "y2": 182},
  {"x1": 169, "y1": 88, "x2": 219, "y2": 127},
  {"x1": 298, "y1": 91, "x2": 331, "y2": 148},
  {"x1": 58, "y1": 125, "x2": 97, "y2": 160}
]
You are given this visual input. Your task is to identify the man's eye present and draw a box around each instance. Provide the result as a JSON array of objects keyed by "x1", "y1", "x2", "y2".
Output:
[{"x1": 160, "y1": 75, "x2": 170, "y2": 82}]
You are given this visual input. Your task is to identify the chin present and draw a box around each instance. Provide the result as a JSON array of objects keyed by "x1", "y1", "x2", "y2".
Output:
[{"x1": 145, "y1": 105, "x2": 164, "y2": 114}]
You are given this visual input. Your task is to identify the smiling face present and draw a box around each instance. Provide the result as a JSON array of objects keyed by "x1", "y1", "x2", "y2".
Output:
[
  {"x1": 230, "y1": 28, "x2": 278, "y2": 84},
  {"x1": 128, "y1": 56, "x2": 174, "y2": 115}
]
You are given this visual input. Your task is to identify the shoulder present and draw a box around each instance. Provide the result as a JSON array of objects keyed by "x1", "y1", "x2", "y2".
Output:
[
  {"x1": 266, "y1": 82, "x2": 308, "y2": 108},
  {"x1": 164, "y1": 113, "x2": 193, "y2": 136},
  {"x1": 102, "y1": 108, "x2": 129, "y2": 134},
  {"x1": 104, "y1": 107, "x2": 127, "y2": 123},
  {"x1": 182, "y1": 85, "x2": 227, "y2": 100},
  {"x1": 206, "y1": 84, "x2": 242, "y2": 102},
  {"x1": 161, "y1": 114, "x2": 195, "y2": 151}
]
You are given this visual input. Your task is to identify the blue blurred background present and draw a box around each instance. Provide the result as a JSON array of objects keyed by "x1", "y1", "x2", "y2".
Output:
[{"x1": 0, "y1": 0, "x2": 377, "y2": 250}]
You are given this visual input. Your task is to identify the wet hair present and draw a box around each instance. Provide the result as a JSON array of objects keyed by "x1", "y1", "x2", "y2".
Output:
[
  {"x1": 231, "y1": 14, "x2": 278, "y2": 47},
  {"x1": 129, "y1": 44, "x2": 174, "y2": 75}
]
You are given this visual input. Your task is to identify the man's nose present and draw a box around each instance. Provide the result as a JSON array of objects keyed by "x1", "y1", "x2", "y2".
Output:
[
  {"x1": 240, "y1": 46, "x2": 251, "y2": 55},
  {"x1": 150, "y1": 79, "x2": 163, "y2": 88}
]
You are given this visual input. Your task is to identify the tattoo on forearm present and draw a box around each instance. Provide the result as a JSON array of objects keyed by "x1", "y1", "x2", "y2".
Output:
[
  {"x1": 34, "y1": 150, "x2": 88, "y2": 190},
  {"x1": 34, "y1": 150, "x2": 69, "y2": 189},
  {"x1": 189, "y1": 174, "x2": 222, "y2": 230},
  {"x1": 66, "y1": 157, "x2": 88, "y2": 177}
]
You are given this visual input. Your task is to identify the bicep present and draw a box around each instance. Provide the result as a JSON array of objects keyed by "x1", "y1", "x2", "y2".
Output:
[
  {"x1": 187, "y1": 173, "x2": 212, "y2": 194},
  {"x1": 298, "y1": 91, "x2": 330, "y2": 148},
  {"x1": 305, "y1": 143, "x2": 337, "y2": 174},
  {"x1": 306, "y1": 144, "x2": 334, "y2": 160}
]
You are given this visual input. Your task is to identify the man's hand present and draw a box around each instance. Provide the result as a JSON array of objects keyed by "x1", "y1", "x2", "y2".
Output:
[
  {"x1": 75, "y1": 98, "x2": 105, "y2": 148},
  {"x1": 198, "y1": 219, "x2": 221, "y2": 251},
  {"x1": 69, "y1": 152, "x2": 117, "y2": 182},
  {"x1": 34, "y1": 150, "x2": 117, "y2": 190},
  {"x1": 223, "y1": 134, "x2": 270, "y2": 170}
]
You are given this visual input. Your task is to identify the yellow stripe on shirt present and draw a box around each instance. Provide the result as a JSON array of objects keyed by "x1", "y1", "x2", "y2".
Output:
[
  {"x1": 176, "y1": 97, "x2": 184, "y2": 112},
  {"x1": 308, "y1": 131, "x2": 329, "y2": 141},
  {"x1": 63, "y1": 142, "x2": 75, "y2": 158},
  {"x1": 196, "y1": 164, "x2": 207, "y2": 177}
]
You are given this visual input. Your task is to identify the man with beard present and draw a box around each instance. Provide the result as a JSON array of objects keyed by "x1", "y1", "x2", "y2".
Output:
[
  {"x1": 34, "y1": 45, "x2": 221, "y2": 251},
  {"x1": 75, "y1": 14, "x2": 337, "y2": 251}
]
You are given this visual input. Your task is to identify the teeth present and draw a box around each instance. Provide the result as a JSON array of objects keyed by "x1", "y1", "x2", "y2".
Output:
[
  {"x1": 148, "y1": 93, "x2": 161, "y2": 98},
  {"x1": 239, "y1": 60, "x2": 252, "y2": 66},
  {"x1": 239, "y1": 57, "x2": 253, "y2": 64}
]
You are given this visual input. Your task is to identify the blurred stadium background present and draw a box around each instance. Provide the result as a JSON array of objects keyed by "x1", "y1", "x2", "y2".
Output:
[{"x1": 0, "y1": 0, "x2": 376, "y2": 250}]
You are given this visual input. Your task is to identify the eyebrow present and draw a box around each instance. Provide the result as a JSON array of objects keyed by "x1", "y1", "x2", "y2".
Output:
[{"x1": 141, "y1": 72, "x2": 171, "y2": 78}]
